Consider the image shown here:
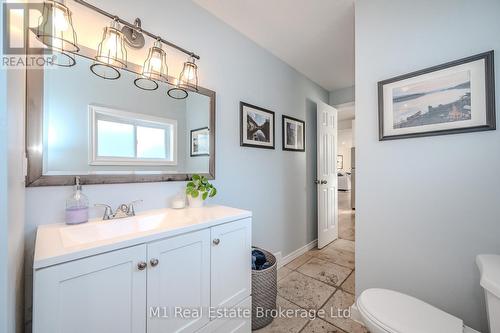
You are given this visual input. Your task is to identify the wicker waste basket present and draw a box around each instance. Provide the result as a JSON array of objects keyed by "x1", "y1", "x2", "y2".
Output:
[{"x1": 251, "y1": 247, "x2": 277, "y2": 330}]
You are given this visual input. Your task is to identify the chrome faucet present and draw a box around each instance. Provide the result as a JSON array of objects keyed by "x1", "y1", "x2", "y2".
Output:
[{"x1": 95, "y1": 200, "x2": 143, "y2": 220}]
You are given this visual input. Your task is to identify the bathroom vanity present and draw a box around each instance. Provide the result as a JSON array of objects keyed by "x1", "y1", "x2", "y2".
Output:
[{"x1": 32, "y1": 206, "x2": 252, "y2": 333}]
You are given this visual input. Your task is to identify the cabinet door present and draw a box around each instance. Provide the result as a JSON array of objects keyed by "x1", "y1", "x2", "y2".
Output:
[
  {"x1": 211, "y1": 218, "x2": 252, "y2": 310},
  {"x1": 196, "y1": 297, "x2": 251, "y2": 333},
  {"x1": 33, "y1": 245, "x2": 147, "y2": 333},
  {"x1": 147, "y1": 229, "x2": 211, "y2": 333}
]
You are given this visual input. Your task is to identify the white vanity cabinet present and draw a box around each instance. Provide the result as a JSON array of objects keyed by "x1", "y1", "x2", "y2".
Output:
[
  {"x1": 33, "y1": 244, "x2": 148, "y2": 333},
  {"x1": 147, "y1": 229, "x2": 211, "y2": 333},
  {"x1": 211, "y1": 219, "x2": 252, "y2": 309},
  {"x1": 33, "y1": 207, "x2": 252, "y2": 333}
]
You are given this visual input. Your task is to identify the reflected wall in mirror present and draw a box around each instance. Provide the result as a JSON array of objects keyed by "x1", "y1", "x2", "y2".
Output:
[{"x1": 26, "y1": 54, "x2": 215, "y2": 186}]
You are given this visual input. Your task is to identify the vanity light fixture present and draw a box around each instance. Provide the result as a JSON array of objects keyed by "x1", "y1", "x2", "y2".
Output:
[
  {"x1": 134, "y1": 38, "x2": 169, "y2": 91},
  {"x1": 90, "y1": 19, "x2": 128, "y2": 80},
  {"x1": 36, "y1": 0, "x2": 79, "y2": 67},
  {"x1": 178, "y1": 56, "x2": 199, "y2": 91},
  {"x1": 40, "y1": 0, "x2": 203, "y2": 97}
]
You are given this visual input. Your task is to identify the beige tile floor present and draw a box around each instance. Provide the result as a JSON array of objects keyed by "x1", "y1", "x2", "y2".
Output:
[{"x1": 255, "y1": 191, "x2": 368, "y2": 333}]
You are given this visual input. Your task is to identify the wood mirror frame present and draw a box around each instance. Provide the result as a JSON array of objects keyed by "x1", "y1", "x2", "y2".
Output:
[{"x1": 25, "y1": 46, "x2": 215, "y2": 187}]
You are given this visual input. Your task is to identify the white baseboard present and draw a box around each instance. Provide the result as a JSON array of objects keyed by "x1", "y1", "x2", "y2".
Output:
[{"x1": 275, "y1": 239, "x2": 318, "y2": 268}]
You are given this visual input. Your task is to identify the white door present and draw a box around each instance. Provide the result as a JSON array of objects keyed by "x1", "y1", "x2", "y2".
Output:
[
  {"x1": 317, "y1": 101, "x2": 339, "y2": 249},
  {"x1": 211, "y1": 218, "x2": 252, "y2": 310},
  {"x1": 33, "y1": 245, "x2": 147, "y2": 333},
  {"x1": 147, "y1": 229, "x2": 211, "y2": 333}
]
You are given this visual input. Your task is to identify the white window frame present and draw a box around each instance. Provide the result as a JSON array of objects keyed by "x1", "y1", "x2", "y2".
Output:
[{"x1": 88, "y1": 105, "x2": 178, "y2": 166}]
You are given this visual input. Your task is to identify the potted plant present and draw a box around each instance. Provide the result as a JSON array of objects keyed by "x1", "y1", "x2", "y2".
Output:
[{"x1": 185, "y1": 174, "x2": 217, "y2": 208}]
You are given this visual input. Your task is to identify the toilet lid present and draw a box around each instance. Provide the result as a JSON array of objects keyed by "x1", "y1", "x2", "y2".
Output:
[{"x1": 357, "y1": 289, "x2": 463, "y2": 333}]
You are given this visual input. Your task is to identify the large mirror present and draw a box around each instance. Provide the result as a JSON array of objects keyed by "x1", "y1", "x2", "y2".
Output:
[{"x1": 26, "y1": 53, "x2": 215, "y2": 186}]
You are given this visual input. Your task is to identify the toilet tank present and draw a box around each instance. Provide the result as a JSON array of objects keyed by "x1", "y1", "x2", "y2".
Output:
[{"x1": 477, "y1": 255, "x2": 500, "y2": 333}]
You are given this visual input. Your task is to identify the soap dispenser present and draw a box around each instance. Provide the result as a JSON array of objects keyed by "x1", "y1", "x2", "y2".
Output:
[{"x1": 65, "y1": 176, "x2": 89, "y2": 225}]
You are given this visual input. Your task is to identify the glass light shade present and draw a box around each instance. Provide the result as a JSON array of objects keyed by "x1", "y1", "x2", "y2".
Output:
[
  {"x1": 167, "y1": 86, "x2": 188, "y2": 99},
  {"x1": 178, "y1": 57, "x2": 198, "y2": 91},
  {"x1": 134, "y1": 40, "x2": 168, "y2": 91},
  {"x1": 167, "y1": 78, "x2": 188, "y2": 99},
  {"x1": 90, "y1": 22, "x2": 127, "y2": 80},
  {"x1": 36, "y1": 0, "x2": 79, "y2": 67}
]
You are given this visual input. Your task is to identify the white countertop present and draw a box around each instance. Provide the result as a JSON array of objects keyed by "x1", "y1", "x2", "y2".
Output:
[{"x1": 34, "y1": 205, "x2": 252, "y2": 270}]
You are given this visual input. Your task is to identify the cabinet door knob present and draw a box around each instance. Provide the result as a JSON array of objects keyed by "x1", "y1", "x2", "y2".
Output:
[
  {"x1": 137, "y1": 261, "x2": 147, "y2": 270},
  {"x1": 321, "y1": 180, "x2": 328, "y2": 184},
  {"x1": 213, "y1": 238, "x2": 220, "y2": 245},
  {"x1": 150, "y1": 258, "x2": 159, "y2": 267}
]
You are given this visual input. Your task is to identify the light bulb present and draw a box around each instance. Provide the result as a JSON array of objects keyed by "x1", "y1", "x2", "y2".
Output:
[
  {"x1": 53, "y1": 6, "x2": 68, "y2": 32},
  {"x1": 181, "y1": 65, "x2": 195, "y2": 81},
  {"x1": 150, "y1": 55, "x2": 161, "y2": 71},
  {"x1": 187, "y1": 67, "x2": 195, "y2": 80},
  {"x1": 105, "y1": 32, "x2": 118, "y2": 55}
]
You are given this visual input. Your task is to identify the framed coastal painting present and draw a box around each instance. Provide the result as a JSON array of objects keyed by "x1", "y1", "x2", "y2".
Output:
[
  {"x1": 240, "y1": 102, "x2": 275, "y2": 149},
  {"x1": 190, "y1": 127, "x2": 209, "y2": 156},
  {"x1": 378, "y1": 51, "x2": 495, "y2": 140},
  {"x1": 282, "y1": 115, "x2": 305, "y2": 152}
]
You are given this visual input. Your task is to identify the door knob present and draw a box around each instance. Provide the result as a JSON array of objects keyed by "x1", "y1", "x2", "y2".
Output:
[
  {"x1": 137, "y1": 261, "x2": 147, "y2": 270},
  {"x1": 314, "y1": 180, "x2": 320, "y2": 184},
  {"x1": 150, "y1": 258, "x2": 159, "y2": 267},
  {"x1": 213, "y1": 238, "x2": 220, "y2": 245},
  {"x1": 321, "y1": 180, "x2": 328, "y2": 184}
]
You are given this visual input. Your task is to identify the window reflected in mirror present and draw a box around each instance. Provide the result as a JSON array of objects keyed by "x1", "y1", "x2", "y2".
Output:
[{"x1": 41, "y1": 54, "x2": 211, "y2": 177}]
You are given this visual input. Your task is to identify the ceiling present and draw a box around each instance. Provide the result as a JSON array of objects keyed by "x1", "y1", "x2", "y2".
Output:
[
  {"x1": 337, "y1": 102, "x2": 355, "y2": 121},
  {"x1": 193, "y1": 0, "x2": 355, "y2": 92}
]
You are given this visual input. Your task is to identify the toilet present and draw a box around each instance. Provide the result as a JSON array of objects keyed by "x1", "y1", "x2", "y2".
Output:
[{"x1": 357, "y1": 254, "x2": 500, "y2": 333}]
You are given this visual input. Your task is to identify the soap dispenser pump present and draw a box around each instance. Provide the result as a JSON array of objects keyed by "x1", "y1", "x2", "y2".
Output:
[{"x1": 65, "y1": 176, "x2": 89, "y2": 225}]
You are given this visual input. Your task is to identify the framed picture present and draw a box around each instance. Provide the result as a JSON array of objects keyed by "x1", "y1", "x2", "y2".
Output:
[
  {"x1": 240, "y1": 102, "x2": 275, "y2": 149},
  {"x1": 190, "y1": 127, "x2": 209, "y2": 156},
  {"x1": 337, "y1": 155, "x2": 343, "y2": 170},
  {"x1": 378, "y1": 51, "x2": 495, "y2": 140},
  {"x1": 282, "y1": 115, "x2": 305, "y2": 152}
]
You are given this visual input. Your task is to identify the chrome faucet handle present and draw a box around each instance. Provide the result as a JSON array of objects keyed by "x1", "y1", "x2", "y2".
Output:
[
  {"x1": 126, "y1": 200, "x2": 143, "y2": 216},
  {"x1": 95, "y1": 204, "x2": 113, "y2": 220}
]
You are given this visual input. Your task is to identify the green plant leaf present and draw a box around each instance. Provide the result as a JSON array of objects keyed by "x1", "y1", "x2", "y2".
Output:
[{"x1": 186, "y1": 174, "x2": 217, "y2": 200}]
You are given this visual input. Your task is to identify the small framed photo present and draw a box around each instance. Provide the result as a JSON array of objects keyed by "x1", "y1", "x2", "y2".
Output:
[
  {"x1": 378, "y1": 51, "x2": 495, "y2": 140},
  {"x1": 240, "y1": 102, "x2": 275, "y2": 149},
  {"x1": 337, "y1": 155, "x2": 344, "y2": 170},
  {"x1": 282, "y1": 115, "x2": 305, "y2": 152},
  {"x1": 190, "y1": 127, "x2": 209, "y2": 157}
]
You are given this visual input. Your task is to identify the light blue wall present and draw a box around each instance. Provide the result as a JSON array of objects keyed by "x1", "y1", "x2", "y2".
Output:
[
  {"x1": 23, "y1": 2, "x2": 328, "y2": 325},
  {"x1": 185, "y1": 93, "x2": 210, "y2": 173},
  {"x1": 7, "y1": 66, "x2": 26, "y2": 333},
  {"x1": 356, "y1": 0, "x2": 500, "y2": 331},
  {"x1": 329, "y1": 85, "x2": 354, "y2": 106},
  {"x1": 2, "y1": 1, "x2": 26, "y2": 331},
  {"x1": 0, "y1": 2, "x2": 8, "y2": 329},
  {"x1": 43, "y1": 55, "x2": 191, "y2": 173}
]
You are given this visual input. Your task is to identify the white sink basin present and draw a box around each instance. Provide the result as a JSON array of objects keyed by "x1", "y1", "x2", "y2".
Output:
[{"x1": 59, "y1": 214, "x2": 165, "y2": 248}]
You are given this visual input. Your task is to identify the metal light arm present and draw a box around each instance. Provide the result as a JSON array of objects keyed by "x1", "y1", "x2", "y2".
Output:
[{"x1": 72, "y1": 0, "x2": 200, "y2": 60}]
